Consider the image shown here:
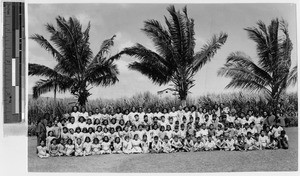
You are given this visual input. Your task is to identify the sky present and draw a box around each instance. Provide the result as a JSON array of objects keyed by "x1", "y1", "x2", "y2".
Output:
[{"x1": 28, "y1": 3, "x2": 298, "y2": 100}]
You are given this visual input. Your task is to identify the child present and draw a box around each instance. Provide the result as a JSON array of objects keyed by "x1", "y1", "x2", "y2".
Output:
[
  {"x1": 131, "y1": 134, "x2": 142, "y2": 154},
  {"x1": 272, "y1": 122, "x2": 284, "y2": 139},
  {"x1": 49, "y1": 138, "x2": 60, "y2": 157},
  {"x1": 205, "y1": 135, "x2": 216, "y2": 151},
  {"x1": 86, "y1": 127, "x2": 96, "y2": 142},
  {"x1": 112, "y1": 137, "x2": 123, "y2": 154},
  {"x1": 268, "y1": 137, "x2": 278, "y2": 150},
  {"x1": 65, "y1": 138, "x2": 75, "y2": 156},
  {"x1": 100, "y1": 136, "x2": 112, "y2": 154},
  {"x1": 122, "y1": 135, "x2": 132, "y2": 154},
  {"x1": 225, "y1": 136, "x2": 235, "y2": 151},
  {"x1": 252, "y1": 133, "x2": 261, "y2": 150},
  {"x1": 91, "y1": 138, "x2": 101, "y2": 155},
  {"x1": 158, "y1": 125, "x2": 166, "y2": 141},
  {"x1": 170, "y1": 135, "x2": 183, "y2": 152},
  {"x1": 61, "y1": 127, "x2": 69, "y2": 141},
  {"x1": 74, "y1": 127, "x2": 84, "y2": 141},
  {"x1": 141, "y1": 134, "x2": 150, "y2": 154},
  {"x1": 215, "y1": 124, "x2": 224, "y2": 138},
  {"x1": 183, "y1": 135, "x2": 194, "y2": 152},
  {"x1": 75, "y1": 138, "x2": 84, "y2": 156},
  {"x1": 278, "y1": 130, "x2": 289, "y2": 149},
  {"x1": 162, "y1": 136, "x2": 174, "y2": 153},
  {"x1": 57, "y1": 138, "x2": 66, "y2": 156},
  {"x1": 151, "y1": 136, "x2": 162, "y2": 153},
  {"x1": 37, "y1": 140, "x2": 50, "y2": 158},
  {"x1": 165, "y1": 125, "x2": 173, "y2": 140},
  {"x1": 216, "y1": 135, "x2": 226, "y2": 151},
  {"x1": 244, "y1": 132, "x2": 255, "y2": 151},
  {"x1": 259, "y1": 131, "x2": 270, "y2": 150},
  {"x1": 194, "y1": 137, "x2": 205, "y2": 152},
  {"x1": 179, "y1": 124, "x2": 187, "y2": 140},
  {"x1": 137, "y1": 124, "x2": 145, "y2": 140},
  {"x1": 83, "y1": 137, "x2": 92, "y2": 156},
  {"x1": 234, "y1": 135, "x2": 245, "y2": 151},
  {"x1": 95, "y1": 126, "x2": 103, "y2": 141},
  {"x1": 46, "y1": 131, "x2": 56, "y2": 151}
]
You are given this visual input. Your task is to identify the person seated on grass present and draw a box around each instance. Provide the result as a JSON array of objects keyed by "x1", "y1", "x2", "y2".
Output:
[
  {"x1": 183, "y1": 135, "x2": 194, "y2": 152},
  {"x1": 112, "y1": 137, "x2": 123, "y2": 154},
  {"x1": 205, "y1": 135, "x2": 216, "y2": 151},
  {"x1": 162, "y1": 135, "x2": 174, "y2": 153},
  {"x1": 151, "y1": 136, "x2": 163, "y2": 153},
  {"x1": 267, "y1": 137, "x2": 278, "y2": 150},
  {"x1": 216, "y1": 135, "x2": 227, "y2": 151},
  {"x1": 194, "y1": 136, "x2": 205, "y2": 152},
  {"x1": 131, "y1": 134, "x2": 142, "y2": 154},
  {"x1": 75, "y1": 138, "x2": 84, "y2": 157},
  {"x1": 65, "y1": 138, "x2": 75, "y2": 156},
  {"x1": 83, "y1": 136, "x2": 92, "y2": 156},
  {"x1": 57, "y1": 138, "x2": 66, "y2": 156},
  {"x1": 100, "y1": 136, "x2": 112, "y2": 154},
  {"x1": 258, "y1": 130, "x2": 269, "y2": 150},
  {"x1": 141, "y1": 134, "x2": 150, "y2": 154},
  {"x1": 91, "y1": 137, "x2": 101, "y2": 155},
  {"x1": 234, "y1": 135, "x2": 245, "y2": 151},
  {"x1": 252, "y1": 133, "x2": 261, "y2": 150},
  {"x1": 278, "y1": 130, "x2": 289, "y2": 149},
  {"x1": 170, "y1": 135, "x2": 183, "y2": 152},
  {"x1": 37, "y1": 140, "x2": 50, "y2": 158},
  {"x1": 122, "y1": 135, "x2": 132, "y2": 154},
  {"x1": 224, "y1": 135, "x2": 235, "y2": 151},
  {"x1": 244, "y1": 132, "x2": 255, "y2": 151},
  {"x1": 49, "y1": 138, "x2": 60, "y2": 157}
]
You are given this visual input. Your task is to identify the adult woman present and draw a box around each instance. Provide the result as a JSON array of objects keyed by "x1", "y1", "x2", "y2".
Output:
[{"x1": 36, "y1": 113, "x2": 48, "y2": 152}]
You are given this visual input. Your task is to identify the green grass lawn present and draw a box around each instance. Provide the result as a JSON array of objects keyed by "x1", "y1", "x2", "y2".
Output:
[{"x1": 28, "y1": 127, "x2": 298, "y2": 172}]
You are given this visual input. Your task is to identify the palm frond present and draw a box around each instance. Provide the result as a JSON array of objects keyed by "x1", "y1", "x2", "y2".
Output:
[
  {"x1": 32, "y1": 79, "x2": 56, "y2": 99},
  {"x1": 192, "y1": 32, "x2": 228, "y2": 73},
  {"x1": 30, "y1": 34, "x2": 63, "y2": 62},
  {"x1": 287, "y1": 65, "x2": 297, "y2": 86},
  {"x1": 129, "y1": 61, "x2": 172, "y2": 85}
]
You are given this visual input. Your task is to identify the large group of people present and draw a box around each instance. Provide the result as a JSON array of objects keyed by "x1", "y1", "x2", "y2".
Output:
[{"x1": 36, "y1": 105, "x2": 290, "y2": 158}]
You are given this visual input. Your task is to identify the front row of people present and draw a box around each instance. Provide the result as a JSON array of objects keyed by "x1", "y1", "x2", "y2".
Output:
[{"x1": 37, "y1": 130, "x2": 289, "y2": 158}]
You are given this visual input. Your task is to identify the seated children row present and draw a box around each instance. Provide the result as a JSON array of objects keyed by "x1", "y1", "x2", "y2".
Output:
[{"x1": 37, "y1": 121, "x2": 288, "y2": 158}]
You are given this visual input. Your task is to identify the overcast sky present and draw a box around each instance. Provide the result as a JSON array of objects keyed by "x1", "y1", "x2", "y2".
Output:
[{"x1": 28, "y1": 3, "x2": 298, "y2": 100}]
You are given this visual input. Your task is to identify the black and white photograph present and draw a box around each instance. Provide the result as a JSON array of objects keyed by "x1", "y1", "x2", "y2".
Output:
[{"x1": 11, "y1": 0, "x2": 300, "y2": 173}]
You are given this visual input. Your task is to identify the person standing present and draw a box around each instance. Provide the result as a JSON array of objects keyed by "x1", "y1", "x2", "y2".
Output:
[{"x1": 36, "y1": 113, "x2": 48, "y2": 152}]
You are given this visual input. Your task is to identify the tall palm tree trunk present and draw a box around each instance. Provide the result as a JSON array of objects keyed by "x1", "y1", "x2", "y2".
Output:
[{"x1": 53, "y1": 84, "x2": 57, "y2": 119}]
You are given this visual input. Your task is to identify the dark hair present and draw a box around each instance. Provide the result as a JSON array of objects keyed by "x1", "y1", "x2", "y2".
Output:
[{"x1": 72, "y1": 106, "x2": 79, "y2": 112}]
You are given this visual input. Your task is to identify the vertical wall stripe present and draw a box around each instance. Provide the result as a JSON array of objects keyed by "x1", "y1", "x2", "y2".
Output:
[{"x1": 12, "y1": 58, "x2": 16, "y2": 86}]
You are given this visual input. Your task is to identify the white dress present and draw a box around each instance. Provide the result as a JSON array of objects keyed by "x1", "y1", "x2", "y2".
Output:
[
  {"x1": 131, "y1": 139, "x2": 142, "y2": 153},
  {"x1": 122, "y1": 140, "x2": 132, "y2": 154}
]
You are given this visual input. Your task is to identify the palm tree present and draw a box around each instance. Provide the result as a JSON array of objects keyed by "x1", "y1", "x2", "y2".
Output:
[
  {"x1": 120, "y1": 5, "x2": 228, "y2": 106},
  {"x1": 29, "y1": 64, "x2": 72, "y2": 117},
  {"x1": 29, "y1": 16, "x2": 120, "y2": 107},
  {"x1": 218, "y1": 18, "x2": 296, "y2": 112}
]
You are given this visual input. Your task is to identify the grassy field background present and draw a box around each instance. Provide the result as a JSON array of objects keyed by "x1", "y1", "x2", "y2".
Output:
[{"x1": 28, "y1": 127, "x2": 298, "y2": 172}]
